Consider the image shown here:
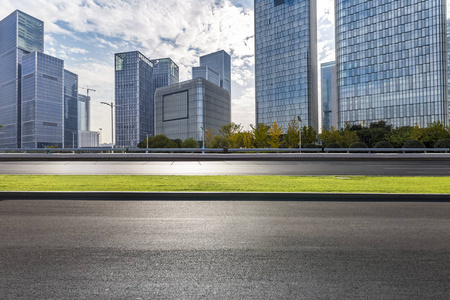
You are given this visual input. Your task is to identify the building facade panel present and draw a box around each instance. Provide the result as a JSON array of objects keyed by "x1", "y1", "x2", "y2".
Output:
[
  {"x1": 336, "y1": 0, "x2": 448, "y2": 128},
  {"x1": 151, "y1": 58, "x2": 179, "y2": 90},
  {"x1": 192, "y1": 66, "x2": 221, "y2": 87},
  {"x1": 255, "y1": 0, "x2": 318, "y2": 130}
]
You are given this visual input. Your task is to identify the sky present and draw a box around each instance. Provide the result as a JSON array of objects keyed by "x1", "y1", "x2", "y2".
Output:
[{"x1": 1, "y1": 0, "x2": 342, "y2": 143}]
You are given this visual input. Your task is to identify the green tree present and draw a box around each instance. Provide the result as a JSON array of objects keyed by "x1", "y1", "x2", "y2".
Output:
[
  {"x1": 251, "y1": 123, "x2": 270, "y2": 148},
  {"x1": 319, "y1": 126, "x2": 342, "y2": 146},
  {"x1": 242, "y1": 130, "x2": 255, "y2": 148},
  {"x1": 268, "y1": 122, "x2": 283, "y2": 148},
  {"x1": 284, "y1": 119, "x2": 300, "y2": 148},
  {"x1": 218, "y1": 122, "x2": 243, "y2": 148},
  {"x1": 385, "y1": 126, "x2": 414, "y2": 148},
  {"x1": 210, "y1": 135, "x2": 228, "y2": 148},
  {"x1": 339, "y1": 124, "x2": 359, "y2": 148},
  {"x1": 138, "y1": 134, "x2": 177, "y2": 148},
  {"x1": 181, "y1": 137, "x2": 198, "y2": 148},
  {"x1": 301, "y1": 126, "x2": 318, "y2": 145},
  {"x1": 412, "y1": 121, "x2": 450, "y2": 148},
  {"x1": 204, "y1": 128, "x2": 214, "y2": 148},
  {"x1": 350, "y1": 121, "x2": 393, "y2": 147}
]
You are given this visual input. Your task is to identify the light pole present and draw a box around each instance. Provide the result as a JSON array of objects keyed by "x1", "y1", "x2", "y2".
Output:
[
  {"x1": 143, "y1": 131, "x2": 149, "y2": 153},
  {"x1": 297, "y1": 116, "x2": 302, "y2": 150},
  {"x1": 200, "y1": 126, "x2": 206, "y2": 154},
  {"x1": 100, "y1": 102, "x2": 122, "y2": 148}
]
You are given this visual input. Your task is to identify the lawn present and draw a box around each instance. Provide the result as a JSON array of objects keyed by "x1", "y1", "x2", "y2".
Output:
[{"x1": 0, "y1": 175, "x2": 449, "y2": 194}]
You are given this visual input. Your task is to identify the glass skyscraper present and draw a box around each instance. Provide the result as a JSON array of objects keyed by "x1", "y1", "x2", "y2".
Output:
[
  {"x1": 115, "y1": 51, "x2": 154, "y2": 147},
  {"x1": 321, "y1": 61, "x2": 337, "y2": 130},
  {"x1": 64, "y1": 70, "x2": 78, "y2": 148},
  {"x1": 21, "y1": 52, "x2": 64, "y2": 148},
  {"x1": 447, "y1": 19, "x2": 450, "y2": 125},
  {"x1": 0, "y1": 10, "x2": 44, "y2": 148},
  {"x1": 199, "y1": 50, "x2": 231, "y2": 95},
  {"x1": 336, "y1": 0, "x2": 448, "y2": 128},
  {"x1": 192, "y1": 66, "x2": 220, "y2": 87},
  {"x1": 77, "y1": 94, "x2": 90, "y2": 132},
  {"x1": 255, "y1": 0, "x2": 318, "y2": 130},
  {"x1": 150, "y1": 58, "x2": 179, "y2": 90}
]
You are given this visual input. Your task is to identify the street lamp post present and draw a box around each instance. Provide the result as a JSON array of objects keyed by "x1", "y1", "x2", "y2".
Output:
[
  {"x1": 143, "y1": 131, "x2": 149, "y2": 153},
  {"x1": 297, "y1": 116, "x2": 302, "y2": 151},
  {"x1": 200, "y1": 126, "x2": 206, "y2": 154},
  {"x1": 101, "y1": 102, "x2": 122, "y2": 148}
]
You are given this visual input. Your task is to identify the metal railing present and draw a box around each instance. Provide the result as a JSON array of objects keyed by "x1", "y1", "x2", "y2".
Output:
[{"x1": 0, "y1": 147, "x2": 448, "y2": 154}]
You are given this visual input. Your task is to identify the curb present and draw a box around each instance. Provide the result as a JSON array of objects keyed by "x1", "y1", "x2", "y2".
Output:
[{"x1": 1, "y1": 192, "x2": 449, "y2": 202}]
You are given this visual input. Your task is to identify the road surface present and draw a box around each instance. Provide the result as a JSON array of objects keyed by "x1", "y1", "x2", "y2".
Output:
[
  {"x1": 1, "y1": 200, "x2": 449, "y2": 299},
  {"x1": 0, "y1": 160, "x2": 449, "y2": 175}
]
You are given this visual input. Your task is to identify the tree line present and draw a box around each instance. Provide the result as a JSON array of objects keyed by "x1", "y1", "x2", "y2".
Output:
[{"x1": 138, "y1": 120, "x2": 450, "y2": 149}]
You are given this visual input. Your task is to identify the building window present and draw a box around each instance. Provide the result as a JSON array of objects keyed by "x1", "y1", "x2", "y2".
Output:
[{"x1": 274, "y1": 0, "x2": 284, "y2": 7}]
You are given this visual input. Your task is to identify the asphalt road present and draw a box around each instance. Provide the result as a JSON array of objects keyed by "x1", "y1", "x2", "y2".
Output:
[
  {"x1": 0, "y1": 159, "x2": 450, "y2": 175},
  {"x1": 1, "y1": 200, "x2": 449, "y2": 299}
]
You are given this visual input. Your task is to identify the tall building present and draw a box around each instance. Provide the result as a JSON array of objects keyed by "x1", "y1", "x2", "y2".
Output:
[
  {"x1": 64, "y1": 70, "x2": 78, "y2": 148},
  {"x1": 192, "y1": 66, "x2": 220, "y2": 87},
  {"x1": 255, "y1": 0, "x2": 318, "y2": 130},
  {"x1": 154, "y1": 78, "x2": 231, "y2": 143},
  {"x1": 0, "y1": 10, "x2": 44, "y2": 148},
  {"x1": 21, "y1": 52, "x2": 64, "y2": 148},
  {"x1": 447, "y1": 19, "x2": 450, "y2": 125},
  {"x1": 115, "y1": 51, "x2": 153, "y2": 147},
  {"x1": 199, "y1": 50, "x2": 231, "y2": 95},
  {"x1": 336, "y1": 0, "x2": 448, "y2": 128},
  {"x1": 77, "y1": 94, "x2": 90, "y2": 132},
  {"x1": 151, "y1": 58, "x2": 179, "y2": 90},
  {"x1": 321, "y1": 61, "x2": 338, "y2": 130}
]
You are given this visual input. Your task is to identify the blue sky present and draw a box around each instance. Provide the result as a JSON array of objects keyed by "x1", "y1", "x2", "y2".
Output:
[{"x1": 2, "y1": 0, "x2": 337, "y2": 142}]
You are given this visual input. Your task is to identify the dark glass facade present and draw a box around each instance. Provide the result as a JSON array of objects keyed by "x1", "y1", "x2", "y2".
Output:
[
  {"x1": 321, "y1": 61, "x2": 337, "y2": 130},
  {"x1": 0, "y1": 10, "x2": 44, "y2": 148},
  {"x1": 154, "y1": 78, "x2": 231, "y2": 142},
  {"x1": 21, "y1": 52, "x2": 64, "y2": 148},
  {"x1": 115, "y1": 51, "x2": 154, "y2": 147},
  {"x1": 150, "y1": 58, "x2": 179, "y2": 90},
  {"x1": 199, "y1": 50, "x2": 231, "y2": 95},
  {"x1": 447, "y1": 19, "x2": 450, "y2": 125},
  {"x1": 336, "y1": 0, "x2": 448, "y2": 128},
  {"x1": 64, "y1": 70, "x2": 78, "y2": 148},
  {"x1": 255, "y1": 0, "x2": 318, "y2": 130}
]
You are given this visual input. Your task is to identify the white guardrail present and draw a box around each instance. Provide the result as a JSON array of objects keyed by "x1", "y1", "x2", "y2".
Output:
[{"x1": 0, "y1": 148, "x2": 448, "y2": 154}]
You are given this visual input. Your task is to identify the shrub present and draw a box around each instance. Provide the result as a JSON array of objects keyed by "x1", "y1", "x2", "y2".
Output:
[
  {"x1": 403, "y1": 140, "x2": 425, "y2": 148},
  {"x1": 349, "y1": 142, "x2": 368, "y2": 148},
  {"x1": 373, "y1": 141, "x2": 393, "y2": 148},
  {"x1": 434, "y1": 138, "x2": 450, "y2": 148},
  {"x1": 326, "y1": 142, "x2": 342, "y2": 148},
  {"x1": 181, "y1": 138, "x2": 198, "y2": 148},
  {"x1": 304, "y1": 143, "x2": 322, "y2": 149}
]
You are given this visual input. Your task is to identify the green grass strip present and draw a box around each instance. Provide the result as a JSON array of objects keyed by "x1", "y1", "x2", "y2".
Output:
[{"x1": 0, "y1": 175, "x2": 449, "y2": 194}]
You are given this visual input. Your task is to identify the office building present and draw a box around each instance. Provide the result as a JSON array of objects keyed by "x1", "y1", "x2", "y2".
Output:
[
  {"x1": 192, "y1": 66, "x2": 220, "y2": 87},
  {"x1": 199, "y1": 50, "x2": 231, "y2": 95},
  {"x1": 154, "y1": 78, "x2": 231, "y2": 143},
  {"x1": 64, "y1": 70, "x2": 78, "y2": 148},
  {"x1": 336, "y1": 0, "x2": 448, "y2": 128},
  {"x1": 115, "y1": 51, "x2": 153, "y2": 147},
  {"x1": 447, "y1": 19, "x2": 450, "y2": 125},
  {"x1": 151, "y1": 58, "x2": 179, "y2": 90},
  {"x1": 255, "y1": 0, "x2": 318, "y2": 130},
  {"x1": 77, "y1": 94, "x2": 90, "y2": 132},
  {"x1": 79, "y1": 131, "x2": 99, "y2": 147},
  {"x1": 321, "y1": 61, "x2": 338, "y2": 130},
  {"x1": 21, "y1": 52, "x2": 64, "y2": 148},
  {"x1": 0, "y1": 10, "x2": 44, "y2": 148}
]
